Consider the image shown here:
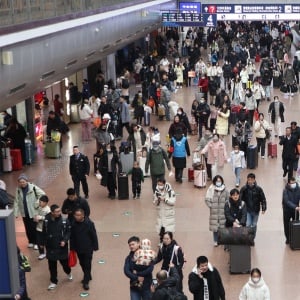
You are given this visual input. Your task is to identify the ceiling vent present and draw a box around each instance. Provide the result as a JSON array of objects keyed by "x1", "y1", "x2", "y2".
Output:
[
  {"x1": 40, "y1": 70, "x2": 55, "y2": 81},
  {"x1": 115, "y1": 39, "x2": 122, "y2": 44},
  {"x1": 8, "y1": 83, "x2": 26, "y2": 95},
  {"x1": 84, "y1": 51, "x2": 96, "y2": 60},
  {"x1": 65, "y1": 59, "x2": 77, "y2": 69}
]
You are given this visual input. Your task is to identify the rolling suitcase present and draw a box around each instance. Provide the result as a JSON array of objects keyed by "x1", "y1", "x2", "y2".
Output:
[
  {"x1": 229, "y1": 245, "x2": 251, "y2": 274},
  {"x1": 195, "y1": 91, "x2": 205, "y2": 102},
  {"x1": 25, "y1": 141, "x2": 34, "y2": 165},
  {"x1": 45, "y1": 141, "x2": 60, "y2": 158},
  {"x1": 118, "y1": 173, "x2": 129, "y2": 200},
  {"x1": 273, "y1": 76, "x2": 282, "y2": 88},
  {"x1": 188, "y1": 168, "x2": 194, "y2": 182},
  {"x1": 194, "y1": 169, "x2": 206, "y2": 188},
  {"x1": 158, "y1": 105, "x2": 165, "y2": 120},
  {"x1": 229, "y1": 111, "x2": 237, "y2": 125},
  {"x1": 290, "y1": 211, "x2": 300, "y2": 250},
  {"x1": 2, "y1": 147, "x2": 12, "y2": 172},
  {"x1": 10, "y1": 149, "x2": 22, "y2": 170},
  {"x1": 120, "y1": 151, "x2": 134, "y2": 174},
  {"x1": 267, "y1": 142, "x2": 277, "y2": 158},
  {"x1": 247, "y1": 145, "x2": 258, "y2": 169},
  {"x1": 144, "y1": 111, "x2": 150, "y2": 126}
]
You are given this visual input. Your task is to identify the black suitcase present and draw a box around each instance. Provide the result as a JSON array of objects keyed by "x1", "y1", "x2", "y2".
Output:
[
  {"x1": 118, "y1": 173, "x2": 129, "y2": 200},
  {"x1": 229, "y1": 245, "x2": 251, "y2": 274},
  {"x1": 289, "y1": 211, "x2": 300, "y2": 250},
  {"x1": 247, "y1": 145, "x2": 258, "y2": 169},
  {"x1": 273, "y1": 76, "x2": 282, "y2": 88},
  {"x1": 229, "y1": 111, "x2": 237, "y2": 125}
]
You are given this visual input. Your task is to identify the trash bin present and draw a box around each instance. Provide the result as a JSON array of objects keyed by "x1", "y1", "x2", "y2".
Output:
[{"x1": 70, "y1": 104, "x2": 80, "y2": 123}]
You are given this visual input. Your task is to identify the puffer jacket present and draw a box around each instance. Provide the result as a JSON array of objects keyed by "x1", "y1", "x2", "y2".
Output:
[
  {"x1": 145, "y1": 147, "x2": 171, "y2": 176},
  {"x1": 254, "y1": 119, "x2": 271, "y2": 139},
  {"x1": 14, "y1": 183, "x2": 45, "y2": 218},
  {"x1": 205, "y1": 184, "x2": 229, "y2": 232},
  {"x1": 239, "y1": 277, "x2": 270, "y2": 300},
  {"x1": 245, "y1": 94, "x2": 257, "y2": 110},
  {"x1": 153, "y1": 182, "x2": 176, "y2": 233}
]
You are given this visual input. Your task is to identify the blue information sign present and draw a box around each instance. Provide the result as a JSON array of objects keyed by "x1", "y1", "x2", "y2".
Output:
[
  {"x1": 179, "y1": 2, "x2": 201, "y2": 13},
  {"x1": 202, "y1": 13, "x2": 217, "y2": 27}
]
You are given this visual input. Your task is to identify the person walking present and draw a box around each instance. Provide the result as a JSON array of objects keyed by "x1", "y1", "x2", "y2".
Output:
[
  {"x1": 205, "y1": 175, "x2": 229, "y2": 246},
  {"x1": 254, "y1": 113, "x2": 271, "y2": 159},
  {"x1": 145, "y1": 141, "x2": 172, "y2": 193},
  {"x1": 43, "y1": 204, "x2": 72, "y2": 290},
  {"x1": 124, "y1": 236, "x2": 154, "y2": 300},
  {"x1": 61, "y1": 188, "x2": 90, "y2": 222},
  {"x1": 168, "y1": 129, "x2": 190, "y2": 183},
  {"x1": 128, "y1": 161, "x2": 144, "y2": 199},
  {"x1": 229, "y1": 144, "x2": 246, "y2": 187},
  {"x1": 279, "y1": 127, "x2": 298, "y2": 179},
  {"x1": 244, "y1": 88, "x2": 257, "y2": 127},
  {"x1": 268, "y1": 96, "x2": 284, "y2": 137},
  {"x1": 153, "y1": 179, "x2": 176, "y2": 242},
  {"x1": 188, "y1": 255, "x2": 225, "y2": 300},
  {"x1": 239, "y1": 173, "x2": 267, "y2": 238},
  {"x1": 118, "y1": 96, "x2": 131, "y2": 138},
  {"x1": 79, "y1": 99, "x2": 93, "y2": 142},
  {"x1": 282, "y1": 176, "x2": 300, "y2": 244},
  {"x1": 215, "y1": 102, "x2": 230, "y2": 138},
  {"x1": 239, "y1": 268, "x2": 270, "y2": 300},
  {"x1": 14, "y1": 174, "x2": 45, "y2": 249},
  {"x1": 69, "y1": 146, "x2": 90, "y2": 199},
  {"x1": 70, "y1": 208, "x2": 99, "y2": 291}
]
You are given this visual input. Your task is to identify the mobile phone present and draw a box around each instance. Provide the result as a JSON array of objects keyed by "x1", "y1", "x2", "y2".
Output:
[{"x1": 152, "y1": 278, "x2": 158, "y2": 286}]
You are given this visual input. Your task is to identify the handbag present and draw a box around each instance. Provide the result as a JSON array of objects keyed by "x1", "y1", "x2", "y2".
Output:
[
  {"x1": 68, "y1": 250, "x2": 77, "y2": 268},
  {"x1": 291, "y1": 83, "x2": 298, "y2": 93},
  {"x1": 280, "y1": 84, "x2": 288, "y2": 93},
  {"x1": 217, "y1": 227, "x2": 255, "y2": 246},
  {"x1": 265, "y1": 128, "x2": 271, "y2": 140}
]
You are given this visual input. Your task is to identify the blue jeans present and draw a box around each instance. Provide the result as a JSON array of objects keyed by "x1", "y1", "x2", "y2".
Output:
[
  {"x1": 213, "y1": 231, "x2": 218, "y2": 243},
  {"x1": 234, "y1": 167, "x2": 242, "y2": 186},
  {"x1": 246, "y1": 212, "x2": 259, "y2": 238},
  {"x1": 130, "y1": 288, "x2": 151, "y2": 300}
]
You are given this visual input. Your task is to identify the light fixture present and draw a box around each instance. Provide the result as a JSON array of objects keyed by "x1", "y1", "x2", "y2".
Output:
[{"x1": 2, "y1": 51, "x2": 13, "y2": 65}]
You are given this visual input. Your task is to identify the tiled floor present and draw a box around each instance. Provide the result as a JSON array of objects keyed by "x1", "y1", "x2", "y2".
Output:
[{"x1": 3, "y1": 83, "x2": 300, "y2": 300}]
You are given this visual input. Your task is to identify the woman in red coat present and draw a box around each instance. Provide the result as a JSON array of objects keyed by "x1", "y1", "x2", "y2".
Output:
[{"x1": 198, "y1": 75, "x2": 208, "y2": 100}]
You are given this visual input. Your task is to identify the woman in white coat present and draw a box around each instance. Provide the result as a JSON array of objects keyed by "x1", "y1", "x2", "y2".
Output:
[
  {"x1": 79, "y1": 99, "x2": 93, "y2": 142},
  {"x1": 239, "y1": 268, "x2": 270, "y2": 300},
  {"x1": 153, "y1": 179, "x2": 176, "y2": 242}
]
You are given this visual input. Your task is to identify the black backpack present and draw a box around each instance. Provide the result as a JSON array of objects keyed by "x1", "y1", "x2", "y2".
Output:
[{"x1": 163, "y1": 287, "x2": 188, "y2": 300}]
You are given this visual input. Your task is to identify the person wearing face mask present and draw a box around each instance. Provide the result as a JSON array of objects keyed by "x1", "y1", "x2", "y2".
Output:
[
  {"x1": 254, "y1": 113, "x2": 272, "y2": 159},
  {"x1": 282, "y1": 176, "x2": 300, "y2": 244},
  {"x1": 205, "y1": 175, "x2": 229, "y2": 246},
  {"x1": 145, "y1": 141, "x2": 172, "y2": 193},
  {"x1": 244, "y1": 88, "x2": 256, "y2": 127},
  {"x1": 177, "y1": 107, "x2": 191, "y2": 134},
  {"x1": 201, "y1": 134, "x2": 227, "y2": 179},
  {"x1": 229, "y1": 145, "x2": 246, "y2": 187},
  {"x1": 283, "y1": 63, "x2": 296, "y2": 96},
  {"x1": 195, "y1": 98, "x2": 210, "y2": 139},
  {"x1": 131, "y1": 91, "x2": 145, "y2": 125},
  {"x1": 168, "y1": 115, "x2": 188, "y2": 138},
  {"x1": 239, "y1": 268, "x2": 270, "y2": 300},
  {"x1": 239, "y1": 173, "x2": 267, "y2": 239},
  {"x1": 268, "y1": 96, "x2": 285, "y2": 138},
  {"x1": 153, "y1": 180, "x2": 176, "y2": 243},
  {"x1": 188, "y1": 255, "x2": 225, "y2": 300}
]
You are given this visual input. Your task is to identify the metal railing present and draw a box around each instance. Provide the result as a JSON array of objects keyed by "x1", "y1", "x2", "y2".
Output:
[{"x1": 0, "y1": 0, "x2": 144, "y2": 27}]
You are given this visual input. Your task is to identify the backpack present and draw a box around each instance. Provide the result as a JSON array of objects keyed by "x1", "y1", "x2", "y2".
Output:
[
  {"x1": 159, "y1": 244, "x2": 186, "y2": 269},
  {"x1": 20, "y1": 252, "x2": 31, "y2": 272},
  {"x1": 121, "y1": 78, "x2": 129, "y2": 89},
  {"x1": 163, "y1": 287, "x2": 188, "y2": 300}
]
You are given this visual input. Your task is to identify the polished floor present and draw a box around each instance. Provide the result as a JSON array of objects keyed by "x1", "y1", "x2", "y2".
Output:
[{"x1": 3, "y1": 83, "x2": 300, "y2": 300}]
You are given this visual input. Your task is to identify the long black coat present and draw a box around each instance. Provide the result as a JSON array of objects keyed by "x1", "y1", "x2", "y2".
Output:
[
  {"x1": 69, "y1": 153, "x2": 90, "y2": 179},
  {"x1": 70, "y1": 217, "x2": 99, "y2": 254},
  {"x1": 43, "y1": 214, "x2": 71, "y2": 261},
  {"x1": 98, "y1": 149, "x2": 121, "y2": 188},
  {"x1": 268, "y1": 101, "x2": 284, "y2": 124},
  {"x1": 279, "y1": 135, "x2": 298, "y2": 160}
]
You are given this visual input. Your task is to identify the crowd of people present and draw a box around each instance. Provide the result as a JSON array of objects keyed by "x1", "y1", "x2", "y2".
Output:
[{"x1": 2, "y1": 19, "x2": 300, "y2": 300}]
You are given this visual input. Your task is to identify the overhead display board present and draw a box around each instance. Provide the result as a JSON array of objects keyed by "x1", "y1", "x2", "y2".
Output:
[
  {"x1": 201, "y1": 4, "x2": 300, "y2": 20},
  {"x1": 178, "y1": 1, "x2": 201, "y2": 13}
]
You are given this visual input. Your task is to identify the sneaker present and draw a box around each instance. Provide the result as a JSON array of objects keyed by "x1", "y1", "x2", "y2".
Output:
[
  {"x1": 28, "y1": 243, "x2": 34, "y2": 248},
  {"x1": 48, "y1": 283, "x2": 57, "y2": 290},
  {"x1": 137, "y1": 194, "x2": 140, "y2": 199},
  {"x1": 132, "y1": 195, "x2": 136, "y2": 199},
  {"x1": 214, "y1": 242, "x2": 218, "y2": 247},
  {"x1": 83, "y1": 283, "x2": 90, "y2": 290},
  {"x1": 67, "y1": 273, "x2": 73, "y2": 281},
  {"x1": 38, "y1": 254, "x2": 46, "y2": 260},
  {"x1": 33, "y1": 245, "x2": 39, "y2": 250},
  {"x1": 235, "y1": 184, "x2": 239, "y2": 187},
  {"x1": 85, "y1": 195, "x2": 89, "y2": 199},
  {"x1": 261, "y1": 156, "x2": 265, "y2": 159}
]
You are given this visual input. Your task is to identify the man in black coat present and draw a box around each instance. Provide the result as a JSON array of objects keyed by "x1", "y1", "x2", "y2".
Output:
[
  {"x1": 43, "y1": 204, "x2": 72, "y2": 290},
  {"x1": 69, "y1": 146, "x2": 90, "y2": 198},
  {"x1": 62, "y1": 188, "x2": 90, "y2": 222},
  {"x1": 279, "y1": 127, "x2": 298, "y2": 179},
  {"x1": 188, "y1": 256, "x2": 225, "y2": 300},
  {"x1": 70, "y1": 208, "x2": 99, "y2": 291}
]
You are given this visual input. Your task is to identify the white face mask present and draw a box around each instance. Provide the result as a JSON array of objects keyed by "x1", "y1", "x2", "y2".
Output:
[
  {"x1": 234, "y1": 150, "x2": 239, "y2": 153},
  {"x1": 213, "y1": 137, "x2": 218, "y2": 142},
  {"x1": 177, "y1": 111, "x2": 182, "y2": 115},
  {"x1": 157, "y1": 185, "x2": 164, "y2": 191},
  {"x1": 251, "y1": 277, "x2": 260, "y2": 284},
  {"x1": 215, "y1": 181, "x2": 222, "y2": 187},
  {"x1": 290, "y1": 183, "x2": 297, "y2": 189}
]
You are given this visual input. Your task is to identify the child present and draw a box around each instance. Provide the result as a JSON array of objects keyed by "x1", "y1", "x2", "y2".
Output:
[
  {"x1": 229, "y1": 144, "x2": 246, "y2": 187},
  {"x1": 34, "y1": 195, "x2": 50, "y2": 260},
  {"x1": 128, "y1": 161, "x2": 144, "y2": 199},
  {"x1": 209, "y1": 106, "x2": 217, "y2": 133}
]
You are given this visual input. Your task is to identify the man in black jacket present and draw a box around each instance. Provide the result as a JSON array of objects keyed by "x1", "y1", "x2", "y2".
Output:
[
  {"x1": 240, "y1": 173, "x2": 267, "y2": 238},
  {"x1": 188, "y1": 255, "x2": 225, "y2": 300},
  {"x1": 69, "y1": 146, "x2": 90, "y2": 199},
  {"x1": 62, "y1": 188, "x2": 90, "y2": 222},
  {"x1": 151, "y1": 266, "x2": 187, "y2": 300},
  {"x1": 43, "y1": 204, "x2": 72, "y2": 290},
  {"x1": 279, "y1": 127, "x2": 298, "y2": 179},
  {"x1": 70, "y1": 208, "x2": 99, "y2": 290}
]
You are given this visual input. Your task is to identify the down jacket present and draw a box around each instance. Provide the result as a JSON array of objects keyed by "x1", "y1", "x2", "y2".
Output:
[
  {"x1": 153, "y1": 182, "x2": 176, "y2": 233},
  {"x1": 239, "y1": 277, "x2": 270, "y2": 300},
  {"x1": 205, "y1": 184, "x2": 229, "y2": 232}
]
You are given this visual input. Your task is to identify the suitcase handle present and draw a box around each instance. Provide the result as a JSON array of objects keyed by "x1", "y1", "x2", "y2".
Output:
[{"x1": 295, "y1": 209, "x2": 300, "y2": 221}]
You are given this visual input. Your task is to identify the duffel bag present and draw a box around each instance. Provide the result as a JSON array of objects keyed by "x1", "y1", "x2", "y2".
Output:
[{"x1": 217, "y1": 226, "x2": 255, "y2": 246}]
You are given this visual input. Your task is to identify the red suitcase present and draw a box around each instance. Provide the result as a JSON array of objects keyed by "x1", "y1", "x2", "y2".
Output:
[
  {"x1": 10, "y1": 149, "x2": 23, "y2": 170},
  {"x1": 267, "y1": 142, "x2": 277, "y2": 158},
  {"x1": 188, "y1": 168, "x2": 194, "y2": 182}
]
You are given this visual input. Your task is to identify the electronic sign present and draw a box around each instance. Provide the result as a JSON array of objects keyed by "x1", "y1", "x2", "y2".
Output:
[{"x1": 179, "y1": 2, "x2": 201, "y2": 13}]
